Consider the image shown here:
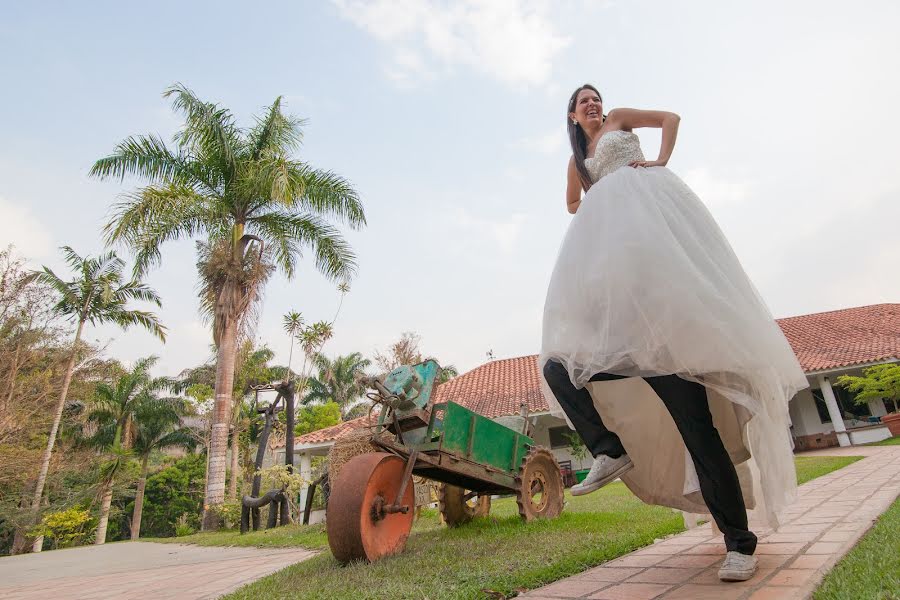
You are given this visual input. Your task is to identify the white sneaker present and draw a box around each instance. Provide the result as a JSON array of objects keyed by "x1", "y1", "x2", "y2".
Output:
[
  {"x1": 718, "y1": 551, "x2": 758, "y2": 582},
  {"x1": 571, "y1": 454, "x2": 634, "y2": 496}
]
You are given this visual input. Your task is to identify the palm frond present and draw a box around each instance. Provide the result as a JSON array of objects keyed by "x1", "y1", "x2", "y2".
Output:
[
  {"x1": 164, "y1": 83, "x2": 238, "y2": 179},
  {"x1": 90, "y1": 135, "x2": 193, "y2": 185},
  {"x1": 103, "y1": 308, "x2": 167, "y2": 342},
  {"x1": 282, "y1": 163, "x2": 366, "y2": 228},
  {"x1": 155, "y1": 427, "x2": 199, "y2": 452},
  {"x1": 114, "y1": 280, "x2": 163, "y2": 307},
  {"x1": 250, "y1": 211, "x2": 356, "y2": 281},
  {"x1": 282, "y1": 311, "x2": 304, "y2": 334},
  {"x1": 247, "y1": 96, "x2": 305, "y2": 159},
  {"x1": 59, "y1": 245, "x2": 84, "y2": 270},
  {"x1": 31, "y1": 266, "x2": 80, "y2": 314},
  {"x1": 104, "y1": 184, "x2": 214, "y2": 276}
]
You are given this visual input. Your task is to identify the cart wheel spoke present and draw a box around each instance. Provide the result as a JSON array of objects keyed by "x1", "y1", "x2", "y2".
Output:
[
  {"x1": 516, "y1": 447, "x2": 564, "y2": 522},
  {"x1": 439, "y1": 484, "x2": 491, "y2": 527}
]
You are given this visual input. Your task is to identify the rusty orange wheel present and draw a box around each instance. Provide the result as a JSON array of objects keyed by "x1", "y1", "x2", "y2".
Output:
[
  {"x1": 326, "y1": 452, "x2": 414, "y2": 563},
  {"x1": 515, "y1": 446, "x2": 564, "y2": 521}
]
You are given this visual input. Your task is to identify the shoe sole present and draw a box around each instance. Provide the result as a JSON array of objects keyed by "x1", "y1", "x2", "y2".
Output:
[
  {"x1": 719, "y1": 569, "x2": 756, "y2": 582},
  {"x1": 570, "y1": 461, "x2": 635, "y2": 496}
]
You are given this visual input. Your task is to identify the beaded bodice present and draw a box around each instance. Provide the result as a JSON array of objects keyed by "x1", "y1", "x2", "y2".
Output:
[{"x1": 584, "y1": 130, "x2": 645, "y2": 183}]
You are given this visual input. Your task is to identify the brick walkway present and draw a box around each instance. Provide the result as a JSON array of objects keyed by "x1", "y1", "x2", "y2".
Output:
[
  {"x1": 522, "y1": 446, "x2": 900, "y2": 600},
  {"x1": 0, "y1": 541, "x2": 316, "y2": 599}
]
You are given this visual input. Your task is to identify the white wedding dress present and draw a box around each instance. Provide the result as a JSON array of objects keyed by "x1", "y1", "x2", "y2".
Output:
[{"x1": 539, "y1": 130, "x2": 808, "y2": 528}]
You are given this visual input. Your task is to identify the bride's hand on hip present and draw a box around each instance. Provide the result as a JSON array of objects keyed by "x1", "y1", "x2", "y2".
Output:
[{"x1": 629, "y1": 159, "x2": 666, "y2": 168}]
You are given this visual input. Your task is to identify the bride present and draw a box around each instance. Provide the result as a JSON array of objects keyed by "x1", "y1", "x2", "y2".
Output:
[{"x1": 539, "y1": 84, "x2": 808, "y2": 582}]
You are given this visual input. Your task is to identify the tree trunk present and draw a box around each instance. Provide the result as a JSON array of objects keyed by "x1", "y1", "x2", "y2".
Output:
[
  {"x1": 202, "y1": 317, "x2": 238, "y2": 530},
  {"x1": 130, "y1": 456, "x2": 150, "y2": 541},
  {"x1": 12, "y1": 527, "x2": 30, "y2": 554},
  {"x1": 282, "y1": 382, "x2": 296, "y2": 525},
  {"x1": 28, "y1": 318, "x2": 85, "y2": 553},
  {"x1": 95, "y1": 478, "x2": 114, "y2": 545},
  {"x1": 30, "y1": 493, "x2": 49, "y2": 553},
  {"x1": 228, "y1": 413, "x2": 240, "y2": 501},
  {"x1": 11, "y1": 487, "x2": 35, "y2": 554}
]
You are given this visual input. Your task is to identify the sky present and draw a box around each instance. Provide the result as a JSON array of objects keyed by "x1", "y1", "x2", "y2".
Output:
[{"x1": 2, "y1": 0, "x2": 899, "y2": 378}]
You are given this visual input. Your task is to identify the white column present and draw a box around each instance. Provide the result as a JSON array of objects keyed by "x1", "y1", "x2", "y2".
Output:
[
  {"x1": 297, "y1": 453, "x2": 313, "y2": 513},
  {"x1": 818, "y1": 375, "x2": 850, "y2": 447}
]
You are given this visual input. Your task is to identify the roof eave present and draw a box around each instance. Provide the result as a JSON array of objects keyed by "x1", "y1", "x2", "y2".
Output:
[{"x1": 804, "y1": 357, "x2": 899, "y2": 378}]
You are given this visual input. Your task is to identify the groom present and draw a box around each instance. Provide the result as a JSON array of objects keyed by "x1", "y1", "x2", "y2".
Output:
[{"x1": 542, "y1": 359, "x2": 759, "y2": 582}]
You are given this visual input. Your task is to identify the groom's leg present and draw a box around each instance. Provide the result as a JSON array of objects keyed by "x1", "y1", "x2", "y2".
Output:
[
  {"x1": 542, "y1": 360, "x2": 626, "y2": 458},
  {"x1": 644, "y1": 374, "x2": 758, "y2": 555}
]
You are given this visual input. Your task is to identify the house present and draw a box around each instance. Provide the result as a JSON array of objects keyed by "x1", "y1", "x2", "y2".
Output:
[
  {"x1": 780, "y1": 304, "x2": 899, "y2": 448},
  {"x1": 276, "y1": 303, "x2": 899, "y2": 503}
]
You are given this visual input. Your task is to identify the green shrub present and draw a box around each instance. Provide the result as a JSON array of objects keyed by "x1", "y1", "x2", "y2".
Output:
[
  {"x1": 139, "y1": 454, "x2": 205, "y2": 537},
  {"x1": 174, "y1": 514, "x2": 196, "y2": 537},
  {"x1": 212, "y1": 500, "x2": 243, "y2": 529},
  {"x1": 32, "y1": 507, "x2": 93, "y2": 549}
]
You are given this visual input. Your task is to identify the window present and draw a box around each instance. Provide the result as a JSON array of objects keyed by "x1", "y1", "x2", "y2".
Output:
[
  {"x1": 885, "y1": 398, "x2": 899, "y2": 414},
  {"x1": 812, "y1": 384, "x2": 871, "y2": 424},
  {"x1": 548, "y1": 426, "x2": 575, "y2": 449}
]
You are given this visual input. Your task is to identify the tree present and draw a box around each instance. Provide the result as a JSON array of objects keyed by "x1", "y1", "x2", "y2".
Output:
[
  {"x1": 185, "y1": 383, "x2": 214, "y2": 413},
  {"x1": 304, "y1": 352, "x2": 371, "y2": 418},
  {"x1": 92, "y1": 84, "x2": 365, "y2": 529},
  {"x1": 294, "y1": 402, "x2": 342, "y2": 436},
  {"x1": 374, "y1": 332, "x2": 424, "y2": 373},
  {"x1": 86, "y1": 356, "x2": 173, "y2": 544},
  {"x1": 26, "y1": 247, "x2": 164, "y2": 551},
  {"x1": 836, "y1": 364, "x2": 900, "y2": 413},
  {"x1": 438, "y1": 364, "x2": 459, "y2": 384},
  {"x1": 373, "y1": 331, "x2": 459, "y2": 383},
  {"x1": 282, "y1": 311, "x2": 304, "y2": 378},
  {"x1": 129, "y1": 397, "x2": 197, "y2": 540},
  {"x1": 229, "y1": 343, "x2": 277, "y2": 500},
  {"x1": 136, "y1": 454, "x2": 206, "y2": 538}
]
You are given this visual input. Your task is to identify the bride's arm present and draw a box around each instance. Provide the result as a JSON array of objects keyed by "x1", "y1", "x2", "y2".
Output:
[
  {"x1": 608, "y1": 108, "x2": 680, "y2": 167},
  {"x1": 566, "y1": 155, "x2": 582, "y2": 214}
]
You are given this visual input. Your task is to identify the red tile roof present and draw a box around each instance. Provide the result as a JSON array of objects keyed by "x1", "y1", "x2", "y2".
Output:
[
  {"x1": 777, "y1": 303, "x2": 899, "y2": 372},
  {"x1": 432, "y1": 354, "x2": 546, "y2": 419},
  {"x1": 294, "y1": 304, "x2": 898, "y2": 446},
  {"x1": 296, "y1": 414, "x2": 376, "y2": 445}
]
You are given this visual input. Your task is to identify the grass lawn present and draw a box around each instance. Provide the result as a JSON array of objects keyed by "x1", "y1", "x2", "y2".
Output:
[
  {"x1": 867, "y1": 435, "x2": 900, "y2": 446},
  {"x1": 795, "y1": 455, "x2": 863, "y2": 485},
  {"x1": 203, "y1": 455, "x2": 862, "y2": 600},
  {"x1": 224, "y1": 483, "x2": 683, "y2": 600},
  {"x1": 814, "y1": 496, "x2": 900, "y2": 600},
  {"x1": 150, "y1": 522, "x2": 329, "y2": 549}
]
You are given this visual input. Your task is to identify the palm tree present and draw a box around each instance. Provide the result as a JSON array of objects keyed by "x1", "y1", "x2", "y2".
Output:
[
  {"x1": 130, "y1": 397, "x2": 197, "y2": 540},
  {"x1": 282, "y1": 311, "x2": 304, "y2": 379},
  {"x1": 437, "y1": 363, "x2": 459, "y2": 383},
  {"x1": 86, "y1": 356, "x2": 173, "y2": 544},
  {"x1": 304, "y1": 352, "x2": 371, "y2": 418},
  {"x1": 91, "y1": 84, "x2": 365, "y2": 529},
  {"x1": 27, "y1": 247, "x2": 164, "y2": 551}
]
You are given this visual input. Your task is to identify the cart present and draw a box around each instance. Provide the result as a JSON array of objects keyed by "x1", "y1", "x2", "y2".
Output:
[{"x1": 326, "y1": 360, "x2": 564, "y2": 563}]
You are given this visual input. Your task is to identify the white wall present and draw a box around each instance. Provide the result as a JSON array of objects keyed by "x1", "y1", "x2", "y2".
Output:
[
  {"x1": 532, "y1": 414, "x2": 592, "y2": 471},
  {"x1": 790, "y1": 389, "x2": 831, "y2": 436},
  {"x1": 868, "y1": 398, "x2": 889, "y2": 418},
  {"x1": 788, "y1": 369, "x2": 890, "y2": 438}
]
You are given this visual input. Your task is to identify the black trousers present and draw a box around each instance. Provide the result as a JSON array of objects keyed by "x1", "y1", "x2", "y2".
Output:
[{"x1": 543, "y1": 359, "x2": 757, "y2": 555}]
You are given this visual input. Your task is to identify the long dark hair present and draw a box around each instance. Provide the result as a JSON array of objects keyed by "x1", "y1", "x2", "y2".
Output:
[{"x1": 567, "y1": 84, "x2": 605, "y2": 191}]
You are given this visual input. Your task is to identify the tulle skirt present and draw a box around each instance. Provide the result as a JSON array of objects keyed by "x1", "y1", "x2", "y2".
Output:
[{"x1": 539, "y1": 164, "x2": 809, "y2": 527}]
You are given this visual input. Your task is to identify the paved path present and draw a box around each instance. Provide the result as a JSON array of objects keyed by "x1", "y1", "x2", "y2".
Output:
[
  {"x1": 522, "y1": 446, "x2": 900, "y2": 600},
  {"x1": 0, "y1": 542, "x2": 316, "y2": 599}
]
